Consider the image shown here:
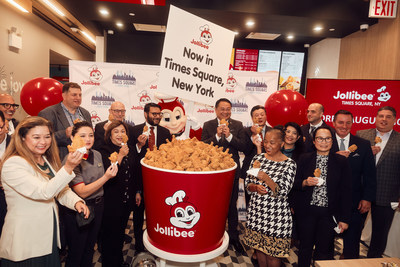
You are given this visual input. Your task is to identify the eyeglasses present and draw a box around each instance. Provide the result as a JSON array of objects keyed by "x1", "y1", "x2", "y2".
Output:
[
  {"x1": 150, "y1": 112, "x2": 161, "y2": 117},
  {"x1": 315, "y1": 136, "x2": 333, "y2": 143},
  {"x1": 111, "y1": 109, "x2": 126, "y2": 114},
  {"x1": 0, "y1": 103, "x2": 19, "y2": 109}
]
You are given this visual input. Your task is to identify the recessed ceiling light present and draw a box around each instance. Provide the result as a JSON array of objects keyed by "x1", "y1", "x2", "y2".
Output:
[
  {"x1": 246, "y1": 20, "x2": 255, "y2": 26},
  {"x1": 287, "y1": 35, "x2": 294, "y2": 39},
  {"x1": 129, "y1": 12, "x2": 135, "y2": 16},
  {"x1": 99, "y1": 9, "x2": 109, "y2": 16},
  {"x1": 313, "y1": 26, "x2": 323, "y2": 31},
  {"x1": 116, "y1": 22, "x2": 124, "y2": 28},
  {"x1": 329, "y1": 28, "x2": 335, "y2": 32}
]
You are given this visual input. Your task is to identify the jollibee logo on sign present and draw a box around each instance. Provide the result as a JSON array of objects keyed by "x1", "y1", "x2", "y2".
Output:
[
  {"x1": 81, "y1": 65, "x2": 103, "y2": 86},
  {"x1": 332, "y1": 85, "x2": 391, "y2": 106},
  {"x1": 199, "y1": 25, "x2": 213, "y2": 46},
  {"x1": 154, "y1": 190, "x2": 200, "y2": 237},
  {"x1": 225, "y1": 73, "x2": 237, "y2": 93}
]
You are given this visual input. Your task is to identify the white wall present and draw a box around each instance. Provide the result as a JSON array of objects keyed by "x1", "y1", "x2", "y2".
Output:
[
  {"x1": 0, "y1": 2, "x2": 94, "y2": 120},
  {"x1": 306, "y1": 38, "x2": 341, "y2": 80}
]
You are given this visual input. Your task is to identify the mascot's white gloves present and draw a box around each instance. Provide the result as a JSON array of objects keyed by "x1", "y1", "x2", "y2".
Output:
[{"x1": 187, "y1": 115, "x2": 201, "y2": 130}]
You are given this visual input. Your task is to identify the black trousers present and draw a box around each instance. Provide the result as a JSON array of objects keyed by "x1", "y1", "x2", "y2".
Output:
[
  {"x1": 341, "y1": 208, "x2": 368, "y2": 259},
  {"x1": 132, "y1": 198, "x2": 145, "y2": 251},
  {"x1": 101, "y1": 202, "x2": 132, "y2": 267},
  {"x1": 64, "y1": 199, "x2": 104, "y2": 267},
  {"x1": 367, "y1": 204, "x2": 395, "y2": 258},
  {"x1": 227, "y1": 173, "x2": 239, "y2": 241},
  {"x1": 297, "y1": 206, "x2": 335, "y2": 267}
]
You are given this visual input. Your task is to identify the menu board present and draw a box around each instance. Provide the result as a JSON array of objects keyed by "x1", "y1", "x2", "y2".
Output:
[
  {"x1": 257, "y1": 50, "x2": 282, "y2": 72},
  {"x1": 234, "y1": 49, "x2": 258, "y2": 71},
  {"x1": 279, "y1": 52, "x2": 304, "y2": 91}
]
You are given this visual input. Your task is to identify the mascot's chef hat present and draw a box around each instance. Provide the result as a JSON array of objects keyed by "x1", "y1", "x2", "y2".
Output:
[{"x1": 155, "y1": 92, "x2": 185, "y2": 115}]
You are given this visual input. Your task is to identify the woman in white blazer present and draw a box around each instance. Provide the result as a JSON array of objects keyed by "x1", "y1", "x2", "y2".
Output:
[{"x1": 0, "y1": 116, "x2": 89, "y2": 266}]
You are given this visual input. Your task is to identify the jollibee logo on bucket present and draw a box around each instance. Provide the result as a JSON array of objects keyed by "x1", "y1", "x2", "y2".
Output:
[{"x1": 154, "y1": 190, "x2": 200, "y2": 238}]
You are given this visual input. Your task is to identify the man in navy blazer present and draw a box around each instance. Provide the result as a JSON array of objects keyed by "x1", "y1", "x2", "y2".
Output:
[
  {"x1": 357, "y1": 106, "x2": 400, "y2": 258},
  {"x1": 331, "y1": 110, "x2": 376, "y2": 259},
  {"x1": 201, "y1": 98, "x2": 247, "y2": 254},
  {"x1": 130, "y1": 102, "x2": 172, "y2": 255},
  {"x1": 301, "y1": 103, "x2": 332, "y2": 152},
  {"x1": 38, "y1": 82, "x2": 92, "y2": 160}
]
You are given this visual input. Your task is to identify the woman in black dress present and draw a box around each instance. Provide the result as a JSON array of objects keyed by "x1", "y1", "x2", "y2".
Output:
[{"x1": 98, "y1": 120, "x2": 140, "y2": 267}]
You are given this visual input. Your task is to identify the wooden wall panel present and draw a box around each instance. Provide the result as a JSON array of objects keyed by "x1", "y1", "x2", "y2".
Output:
[{"x1": 338, "y1": 5, "x2": 400, "y2": 80}]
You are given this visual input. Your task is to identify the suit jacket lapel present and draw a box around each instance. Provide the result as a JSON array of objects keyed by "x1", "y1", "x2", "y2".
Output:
[
  {"x1": 377, "y1": 131, "x2": 397, "y2": 166},
  {"x1": 56, "y1": 103, "x2": 71, "y2": 130}
]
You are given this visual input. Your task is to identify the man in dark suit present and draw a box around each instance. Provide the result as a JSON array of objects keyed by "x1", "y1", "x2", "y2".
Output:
[
  {"x1": 93, "y1": 101, "x2": 134, "y2": 150},
  {"x1": 201, "y1": 98, "x2": 247, "y2": 254},
  {"x1": 130, "y1": 102, "x2": 172, "y2": 255},
  {"x1": 301, "y1": 103, "x2": 331, "y2": 152},
  {"x1": 38, "y1": 82, "x2": 92, "y2": 160},
  {"x1": 0, "y1": 93, "x2": 19, "y2": 135},
  {"x1": 357, "y1": 106, "x2": 400, "y2": 258},
  {"x1": 331, "y1": 110, "x2": 376, "y2": 259},
  {"x1": 241, "y1": 105, "x2": 271, "y2": 179}
]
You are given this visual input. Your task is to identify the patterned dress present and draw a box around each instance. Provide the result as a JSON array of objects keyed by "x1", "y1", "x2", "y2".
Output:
[{"x1": 244, "y1": 153, "x2": 296, "y2": 257}]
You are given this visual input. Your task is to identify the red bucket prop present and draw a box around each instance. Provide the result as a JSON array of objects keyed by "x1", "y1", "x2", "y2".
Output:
[{"x1": 141, "y1": 159, "x2": 236, "y2": 254}]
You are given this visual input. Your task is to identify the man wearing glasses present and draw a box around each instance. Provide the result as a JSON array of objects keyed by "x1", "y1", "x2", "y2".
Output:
[
  {"x1": 0, "y1": 94, "x2": 20, "y2": 135},
  {"x1": 93, "y1": 101, "x2": 135, "y2": 150},
  {"x1": 130, "y1": 102, "x2": 172, "y2": 255},
  {"x1": 38, "y1": 82, "x2": 92, "y2": 159}
]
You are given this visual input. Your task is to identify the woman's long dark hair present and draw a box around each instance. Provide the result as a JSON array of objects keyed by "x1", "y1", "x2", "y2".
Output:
[{"x1": 283, "y1": 122, "x2": 305, "y2": 162}]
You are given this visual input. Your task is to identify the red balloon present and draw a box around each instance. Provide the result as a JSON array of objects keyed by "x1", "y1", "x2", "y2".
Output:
[
  {"x1": 20, "y1": 77, "x2": 63, "y2": 116},
  {"x1": 265, "y1": 90, "x2": 308, "y2": 127}
]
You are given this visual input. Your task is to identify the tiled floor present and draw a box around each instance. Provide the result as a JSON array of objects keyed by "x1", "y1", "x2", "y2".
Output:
[{"x1": 62, "y1": 216, "x2": 369, "y2": 266}]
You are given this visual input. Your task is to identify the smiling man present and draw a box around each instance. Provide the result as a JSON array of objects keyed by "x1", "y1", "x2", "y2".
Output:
[
  {"x1": 38, "y1": 82, "x2": 92, "y2": 159},
  {"x1": 301, "y1": 103, "x2": 332, "y2": 152},
  {"x1": 357, "y1": 106, "x2": 400, "y2": 258},
  {"x1": 0, "y1": 94, "x2": 19, "y2": 135},
  {"x1": 331, "y1": 110, "x2": 376, "y2": 259},
  {"x1": 201, "y1": 98, "x2": 247, "y2": 254}
]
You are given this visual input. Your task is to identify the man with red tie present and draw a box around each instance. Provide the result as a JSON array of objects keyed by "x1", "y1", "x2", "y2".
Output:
[{"x1": 131, "y1": 103, "x2": 172, "y2": 255}]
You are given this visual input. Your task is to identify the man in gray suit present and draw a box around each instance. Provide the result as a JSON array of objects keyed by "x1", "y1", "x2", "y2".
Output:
[
  {"x1": 39, "y1": 82, "x2": 92, "y2": 160},
  {"x1": 356, "y1": 106, "x2": 400, "y2": 258}
]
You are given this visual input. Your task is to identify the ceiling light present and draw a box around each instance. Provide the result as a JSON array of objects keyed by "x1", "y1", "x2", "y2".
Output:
[
  {"x1": 6, "y1": 0, "x2": 29, "y2": 13},
  {"x1": 129, "y1": 13, "x2": 135, "y2": 16},
  {"x1": 304, "y1": 44, "x2": 310, "y2": 48},
  {"x1": 287, "y1": 35, "x2": 294, "y2": 39},
  {"x1": 42, "y1": 0, "x2": 65, "y2": 17},
  {"x1": 313, "y1": 26, "x2": 323, "y2": 32},
  {"x1": 81, "y1": 31, "x2": 96, "y2": 44},
  {"x1": 233, "y1": 31, "x2": 239, "y2": 35},
  {"x1": 329, "y1": 28, "x2": 335, "y2": 32},
  {"x1": 99, "y1": 9, "x2": 109, "y2": 16},
  {"x1": 133, "y1": 23, "x2": 166, "y2": 32},
  {"x1": 246, "y1": 32, "x2": 281, "y2": 40},
  {"x1": 116, "y1": 22, "x2": 124, "y2": 28},
  {"x1": 246, "y1": 21, "x2": 255, "y2": 26}
]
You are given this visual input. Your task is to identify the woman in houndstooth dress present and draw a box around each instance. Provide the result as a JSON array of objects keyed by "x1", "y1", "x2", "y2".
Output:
[{"x1": 244, "y1": 128, "x2": 296, "y2": 267}]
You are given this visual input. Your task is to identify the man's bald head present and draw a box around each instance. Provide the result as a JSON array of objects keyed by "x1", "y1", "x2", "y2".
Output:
[
  {"x1": 109, "y1": 101, "x2": 126, "y2": 121},
  {"x1": 0, "y1": 94, "x2": 18, "y2": 120},
  {"x1": 307, "y1": 103, "x2": 324, "y2": 125}
]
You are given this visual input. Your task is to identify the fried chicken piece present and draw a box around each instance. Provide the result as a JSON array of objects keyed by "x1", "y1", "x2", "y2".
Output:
[
  {"x1": 143, "y1": 125, "x2": 148, "y2": 133},
  {"x1": 375, "y1": 136, "x2": 382, "y2": 144},
  {"x1": 67, "y1": 135, "x2": 85, "y2": 153},
  {"x1": 108, "y1": 152, "x2": 118, "y2": 164},
  {"x1": 253, "y1": 160, "x2": 261, "y2": 169},
  {"x1": 122, "y1": 134, "x2": 129, "y2": 144},
  {"x1": 108, "y1": 113, "x2": 114, "y2": 121},
  {"x1": 348, "y1": 144, "x2": 358, "y2": 153},
  {"x1": 314, "y1": 168, "x2": 321, "y2": 177},
  {"x1": 220, "y1": 119, "x2": 229, "y2": 126},
  {"x1": 73, "y1": 118, "x2": 82, "y2": 124}
]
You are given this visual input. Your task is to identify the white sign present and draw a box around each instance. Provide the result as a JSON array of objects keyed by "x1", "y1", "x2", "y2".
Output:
[
  {"x1": 369, "y1": 0, "x2": 398, "y2": 18},
  {"x1": 158, "y1": 5, "x2": 235, "y2": 106}
]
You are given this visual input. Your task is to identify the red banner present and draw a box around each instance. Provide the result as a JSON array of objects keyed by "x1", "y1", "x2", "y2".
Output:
[{"x1": 306, "y1": 79, "x2": 400, "y2": 133}]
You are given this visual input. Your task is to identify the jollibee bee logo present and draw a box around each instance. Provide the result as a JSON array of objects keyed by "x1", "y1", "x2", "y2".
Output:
[
  {"x1": 377, "y1": 86, "x2": 391, "y2": 102},
  {"x1": 165, "y1": 190, "x2": 200, "y2": 229},
  {"x1": 199, "y1": 25, "x2": 213, "y2": 46},
  {"x1": 88, "y1": 65, "x2": 103, "y2": 82}
]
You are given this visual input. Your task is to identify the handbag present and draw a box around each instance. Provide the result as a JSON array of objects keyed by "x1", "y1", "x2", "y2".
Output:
[{"x1": 75, "y1": 205, "x2": 95, "y2": 227}]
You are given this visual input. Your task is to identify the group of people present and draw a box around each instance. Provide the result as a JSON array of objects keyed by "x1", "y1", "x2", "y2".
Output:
[{"x1": 0, "y1": 81, "x2": 398, "y2": 267}]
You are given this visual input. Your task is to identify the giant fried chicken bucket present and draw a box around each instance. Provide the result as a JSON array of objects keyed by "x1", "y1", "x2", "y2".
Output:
[{"x1": 141, "y1": 137, "x2": 236, "y2": 254}]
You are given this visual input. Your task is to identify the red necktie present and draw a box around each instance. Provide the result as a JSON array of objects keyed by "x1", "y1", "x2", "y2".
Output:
[{"x1": 148, "y1": 126, "x2": 155, "y2": 151}]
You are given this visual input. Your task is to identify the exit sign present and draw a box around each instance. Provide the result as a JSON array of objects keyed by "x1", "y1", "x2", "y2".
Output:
[{"x1": 369, "y1": 0, "x2": 398, "y2": 18}]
